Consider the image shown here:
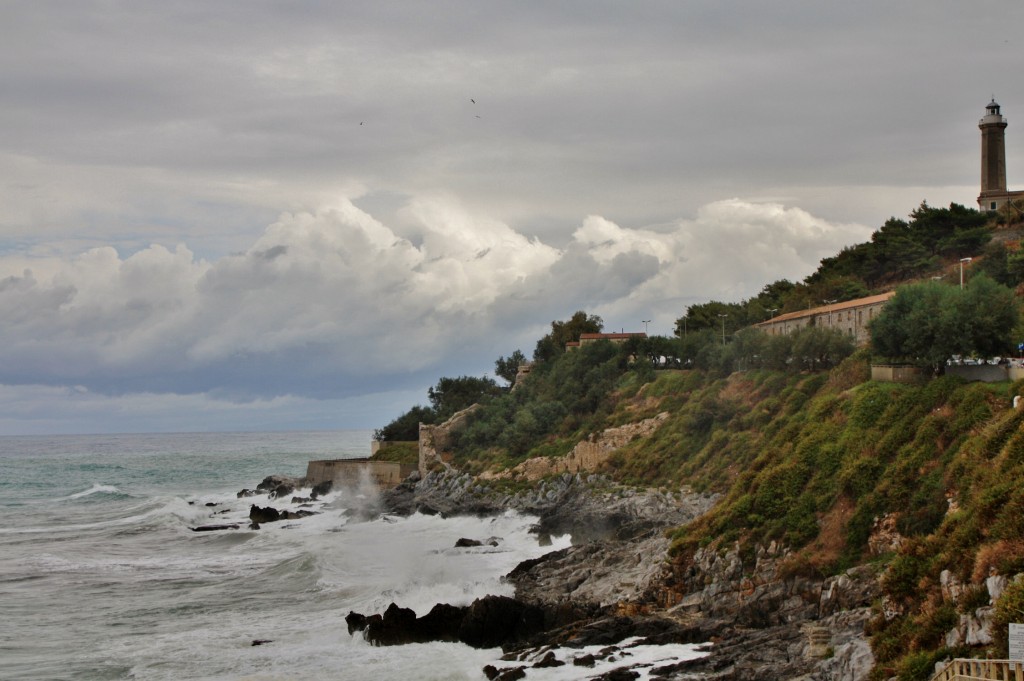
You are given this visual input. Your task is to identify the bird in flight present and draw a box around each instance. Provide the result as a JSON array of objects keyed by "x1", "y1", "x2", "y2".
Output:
[{"x1": 470, "y1": 98, "x2": 475, "y2": 104}]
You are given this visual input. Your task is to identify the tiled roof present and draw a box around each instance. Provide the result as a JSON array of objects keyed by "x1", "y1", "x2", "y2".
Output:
[
  {"x1": 755, "y1": 291, "x2": 895, "y2": 326},
  {"x1": 579, "y1": 332, "x2": 648, "y2": 340}
]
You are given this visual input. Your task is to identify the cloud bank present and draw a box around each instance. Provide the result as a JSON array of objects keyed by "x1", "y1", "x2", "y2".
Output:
[{"x1": 0, "y1": 196, "x2": 870, "y2": 409}]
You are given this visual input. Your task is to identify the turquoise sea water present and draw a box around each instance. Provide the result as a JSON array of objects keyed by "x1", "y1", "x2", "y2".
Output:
[{"x1": 0, "y1": 431, "x2": 703, "y2": 680}]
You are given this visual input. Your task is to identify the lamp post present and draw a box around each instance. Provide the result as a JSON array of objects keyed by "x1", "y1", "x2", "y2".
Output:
[
  {"x1": 768, "y1": 308, "x2": 778, "y2": 320},
  {"x1": 824, "y1": 299, "x2": 837, "y2": 327},
  {"x1": 642, "y1": 319, "x2": 650, "y2": 334},
  {"x1": 718, "y1": 313, "x2": 727, "y2": 346},
  {"x1": 960, "y1": 257, "x2": 973, "y2": 289}
]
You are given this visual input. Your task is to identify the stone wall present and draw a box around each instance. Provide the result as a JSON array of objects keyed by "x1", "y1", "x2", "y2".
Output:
[
  {"x1": 871, "y1": 364, "x2": 927, "y2": 384},
  {"x1": 947, "y1": 364, "x2": 1024, "y2": 383},
  {"x1": 305, "y1": 458, "x2": 417, "y2": 490}
]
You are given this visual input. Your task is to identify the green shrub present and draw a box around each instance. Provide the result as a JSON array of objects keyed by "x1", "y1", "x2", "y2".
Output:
[{"x1": 991, "y1": 579, "x2": 1024, "y2": 657}]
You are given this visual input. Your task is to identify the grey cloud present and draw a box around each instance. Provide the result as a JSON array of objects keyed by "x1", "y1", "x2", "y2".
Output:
[
  {"x1": 0, "y1": 2, "x2": 1020, "y2": 431},
  {"x1": 0, "y1": 196, "x2": 869, "y2": 401}
]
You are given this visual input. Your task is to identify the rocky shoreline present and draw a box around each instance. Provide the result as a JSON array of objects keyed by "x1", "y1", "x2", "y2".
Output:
[
  {"x1": 357, "y1": 469, "x2": 879, "y2": 680},
  {"x1": 237, "y1": 468, "x2": 880, "y2": 680}
]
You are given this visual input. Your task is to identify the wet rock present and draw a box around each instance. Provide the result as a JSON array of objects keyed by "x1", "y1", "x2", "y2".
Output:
[
  {"x1": 236, "y1": 489, "x2": 257, "y2": 498},
  {"x1": 248, "y1": 505, "x2": 317, "y2": 524},
  {"x1": 290, "y1": 496, "x2": 312, "y2": 504},
  {"x1": 532, "y1": 651, "x2": 564, "y2": 668},
  {"x1": 345, "y1": 611, "x2": 369, "y2": 635},
  {"x1": 269, "y1": 483, "x2": 295, "y2": 499},
  {"x1": 459, "y1": 595, "x2": 546, "y2": 649},
  {"x1": 366, "y1": 603, "x2": 420, "y2": 645},
  {"x1": 310, "y1": 480, "x2": 333, "y2": 499},
  {"x1": 251, "y1": 639, "x2": 272, "y2": 646},
  {"x1": 249, "y1": 505, "x2": 281, "y2": 523},
  {"x1": 190, "y1": 524, "x2": 241, "y2": 532},
  {"x1": 455, "y1": 538, "x2": 483, "y2": 547},
  {"x1": 573, "y1": 653, "x2": 596, "y2": 667}
]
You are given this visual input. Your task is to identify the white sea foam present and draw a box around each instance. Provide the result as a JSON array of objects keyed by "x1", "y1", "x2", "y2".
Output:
[
  {"x1": 64, "y1": 483, "x2": 124, "y2": 500},
  {"x1": 0, "y1": 431, "x2": 710, "y2": 680}
]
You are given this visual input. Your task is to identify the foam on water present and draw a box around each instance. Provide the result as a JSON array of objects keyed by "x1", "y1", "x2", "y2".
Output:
[
  {"x1": 0, "y1": 431, "x2": 709, "y2": 680},
  {"x1": 64, "y1": 482, "x2": 126, "y2": 500}
]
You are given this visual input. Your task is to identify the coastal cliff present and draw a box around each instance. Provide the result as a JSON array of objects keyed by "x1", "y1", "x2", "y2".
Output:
[{"x1": 371, "y1": 353, "x2": 1024, "y2": 680}]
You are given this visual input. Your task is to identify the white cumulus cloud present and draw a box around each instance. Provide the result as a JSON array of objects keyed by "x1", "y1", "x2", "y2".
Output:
[{"x1": 0, "y1": 195, "x2": 871, "y2": 407}]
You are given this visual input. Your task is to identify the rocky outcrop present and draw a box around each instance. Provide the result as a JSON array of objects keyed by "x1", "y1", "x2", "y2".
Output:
[
  {"x1": 248, "y1": 504, "x2": 317, "y2": 525},
  {"x1": 481, "y1": 413, "x2": 670, "y2": 482},
  {"x1": 346, "y1": 596, "x2": 546, "y2": 649},
  {"x1": 418, "y1": 405, "x2": 480, "y2": 476}
]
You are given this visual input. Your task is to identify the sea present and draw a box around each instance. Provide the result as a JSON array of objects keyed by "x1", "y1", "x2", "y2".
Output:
[{"x1": 0, "y1": 430, "x2": 707, "y2": 680}]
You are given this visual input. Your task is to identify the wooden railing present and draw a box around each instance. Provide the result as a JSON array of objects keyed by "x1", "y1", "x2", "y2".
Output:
[{"x1": 932, "y1": 659, "x2": 1024, "y2": 681}]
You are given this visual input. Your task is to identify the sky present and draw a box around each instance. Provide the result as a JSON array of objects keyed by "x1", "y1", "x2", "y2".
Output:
[{"x1": 1, "y1": 1, "x2": 1022, "y2": 435}]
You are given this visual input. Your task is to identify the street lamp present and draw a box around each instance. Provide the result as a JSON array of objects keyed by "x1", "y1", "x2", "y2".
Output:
[
  {"x1": 718, "y1": 313, "x2": 727, "y2": 346},
  {"x1": 823, "y1": 299, "x2": 837, "y2": 327},
  {"x1": 960, "y1": 257, "x2": 973, "y2": 289},
  {"x1": 642, "y1": 319, "x2": 650, "y2": 334},
  {"x1": 767, "y1": 308, "x2": 778, "y2": 320}
]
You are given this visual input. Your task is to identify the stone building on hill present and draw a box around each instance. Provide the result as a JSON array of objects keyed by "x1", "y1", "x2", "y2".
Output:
[
  {"x1": 566, "y1": 331, "x2": 647, "y2": 350},
  {"x1": 753, "y1": 291, "x2": 895, "y2": 345}
]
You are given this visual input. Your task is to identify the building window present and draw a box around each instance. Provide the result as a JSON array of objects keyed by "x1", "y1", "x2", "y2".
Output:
[{"x1": 991, "y1": 201, "x2": 998, "y2": 210}]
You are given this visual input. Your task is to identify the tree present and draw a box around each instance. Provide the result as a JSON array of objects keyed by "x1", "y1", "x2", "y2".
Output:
[
  {"x1": 869, "y1": 280, "x2": 959, "y2": 373},
  {"x1": 533, "y1": 311, "x2": 603, "y2": 362},
  {"x1": 427, "y1": 375, "x2": 504, "y2": 420},
  {"x1": 956, "y1": 274, "x2": 1019, "y2": 358},
  {"x1": 373, "y1": 404, "x2": 436, "y2": 442},
  {"x1": 869, "y1": 275, "x2": 1019, "y2": 373},
  {"x1": 494, "y1": 350, "x2": 527, "y2": 386}
]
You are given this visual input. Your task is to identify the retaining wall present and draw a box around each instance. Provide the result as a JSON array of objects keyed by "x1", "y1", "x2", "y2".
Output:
[{"x1": 305, "y1": 458, "x2": 417, "y2": 490}]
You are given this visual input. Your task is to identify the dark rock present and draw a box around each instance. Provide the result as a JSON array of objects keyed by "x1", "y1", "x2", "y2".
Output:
[
  {"x1": 204, "y1": 502, "x2": 218, "y2": 507},
  {"x1": 249, "y1": 505, "x2": 281, "y2": 524},
  {"x1": 482, "y1": 665, "x2": 500, "y2": 680},
  {"x1": 596, "y1": 670, "x2": 639, "y2": 681},
  {"x1": 573, "y1": 653, "x2": 596, "y2": 667},
  {"x1": 190, "y1": 524, "x2": 240, "y2": 532},
  {"x1": 532, "y1": 651, "x2": 564, "y2": 668},
  {"x1": 459, "y1": 595, "x2": 546, "y2": 649},
  {"x1": 291, "y1": 496, "x2": 312, "y2": 504},
  {"x1": 345, "y1": 611, "x2": 369, "y2": 635},
  {"x1": 251, "y1": 639, "x2": 272, "y2": 646},
  {"x1": 417, "y1": 603, "x2": 465, "y2": 642},
  {"x1": 358, "y1": 602, "x2": 465, "y2": 645},
  {"x1": 496, "y1": 667, "x2": 526, "y2": 681},
  {"x1": 366, "y1": 603, "x2": 420, "y2": 645},
  {"x1": 236, "y1": 489, "x2": 257, "y2": 498},
  {"x1": 310, "y1": 480, "x2": 333, "y2": 499},
  {"x1": 279, "y1": 509, "x2": 317, "y2": 520},
  {"x1": 455, "y1": 538, "x2": 483, "y2": 547},
  {"x1": 248, "y1": 505, "x2": 317, "y2": 524},
  {"x1": 269, "y1": 483, "x2": 295, "y2": 499},
  {"x1": 256, "y1": 474, "x2": 304, "y2": 493}
]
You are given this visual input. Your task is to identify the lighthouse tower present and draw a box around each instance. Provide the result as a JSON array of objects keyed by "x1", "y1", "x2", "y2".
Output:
[{"x1": 978, "y1": 98, "x2": 1023, "y2": 211}]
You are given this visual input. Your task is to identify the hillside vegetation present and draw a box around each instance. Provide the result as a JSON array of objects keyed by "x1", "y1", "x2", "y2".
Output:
[{"x1": 377, "y1": 202, "x2": 1024, "y2": 679}]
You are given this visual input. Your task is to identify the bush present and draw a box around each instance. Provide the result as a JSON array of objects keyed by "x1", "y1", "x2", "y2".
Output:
[{"x1": 991, "y1": 578, "x2": 1024, "y2": 657}]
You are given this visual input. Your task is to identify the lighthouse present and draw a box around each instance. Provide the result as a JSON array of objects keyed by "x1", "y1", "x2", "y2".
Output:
[{"x1": 978, "y1": 98, "x2": 1024, "y2": 211}]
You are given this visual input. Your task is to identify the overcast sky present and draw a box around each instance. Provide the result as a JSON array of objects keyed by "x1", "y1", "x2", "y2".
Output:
[{"x1": 1, "y1": 2, "x2": 1021, "y2": 435}]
